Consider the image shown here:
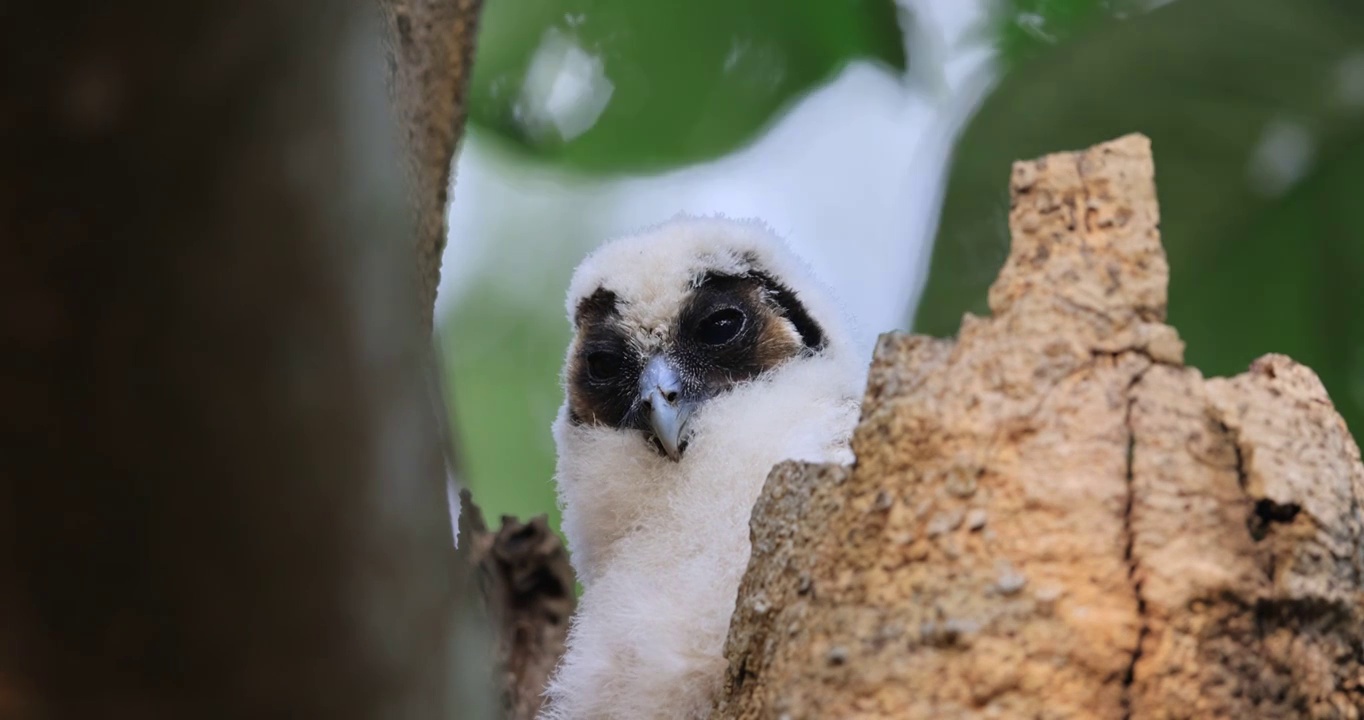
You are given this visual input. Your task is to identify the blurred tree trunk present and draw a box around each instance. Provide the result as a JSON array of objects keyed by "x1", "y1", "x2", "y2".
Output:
[
  {"x1": 0, "y1": 1, "x2": 467, "y2": 716},
  {"x1": 714, "y1": 135, "x2": 1364, "y2": 719}
]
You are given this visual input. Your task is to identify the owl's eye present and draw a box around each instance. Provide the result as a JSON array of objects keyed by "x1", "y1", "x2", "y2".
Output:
[
  {"x1": 695, "y1": 308, "x2": 745, "y2": 346},
  {"x1": 586, "y1": 350, "x2": 624, "y2": 381}
]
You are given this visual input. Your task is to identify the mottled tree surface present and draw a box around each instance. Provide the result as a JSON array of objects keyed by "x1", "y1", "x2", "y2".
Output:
[{"x1": 715, "y1": 135, "x2": 1364, "y2": 719}]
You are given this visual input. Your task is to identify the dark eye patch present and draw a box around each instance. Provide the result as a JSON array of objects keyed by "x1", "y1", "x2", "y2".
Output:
[
  {"x1": 565, "y1": 267, "x2": 828, "y2": 431},
  {"x1": 680, "y1": 275, "x2": 756, "y2": 347},
  {"x1": 690, "y1": 270, "x2": 826, "y2": 352},
  {"x1": 566, "y1": 326, "x2": 643, "y2": 427},
  {"x1": 673, "y1": 273, "x2": 806, "y2": 397},
  {"x1": 694, "y1": 307, "x2": 746, "y2": 345},
  {"x1": 586, "y1": 349, "x2": 625, "y2": 381}
]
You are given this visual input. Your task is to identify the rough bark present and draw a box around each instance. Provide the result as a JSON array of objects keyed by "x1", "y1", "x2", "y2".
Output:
[
  {"x1": 1, "y1": 2, "x2": 459, "y2": 716},
  {"x1": 379, "y1": 0, "x2": 483, "y2": 332},
  {"x1": 376, "y1": 2, "x2": 578, "y2": 717},
  {"x1": 714, "y1": 134, "x2": 1364, "y2": 719},
  {"x1": 461, "y1": 492, "x2": 578, "y2": 720}
]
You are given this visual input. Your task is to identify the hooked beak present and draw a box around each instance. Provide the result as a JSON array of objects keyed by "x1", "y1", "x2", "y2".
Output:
[{"x1": 640, "y1": 355, "x2": 692, "y2": 461}]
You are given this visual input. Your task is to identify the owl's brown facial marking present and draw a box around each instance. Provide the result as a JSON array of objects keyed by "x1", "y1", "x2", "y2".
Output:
[
  {"x1": 564, "y1": 270, "x2": 825, "y2": 438},
  {"x1": 565, "y1": 287, "x2": 636, "y2": 427}
]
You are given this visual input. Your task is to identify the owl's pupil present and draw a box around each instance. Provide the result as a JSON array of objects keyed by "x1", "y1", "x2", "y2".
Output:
[
  {"x1": 696, "y1": 308, "x2": 744, "y2": 345},
  {"x1": 587, "y1": 351, "x2": 623, "y2": 381}
]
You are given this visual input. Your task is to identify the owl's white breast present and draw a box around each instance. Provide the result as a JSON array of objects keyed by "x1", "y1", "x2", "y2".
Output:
[{"x1": 543, "y1": 351, "x2": 863, "y2": 720}]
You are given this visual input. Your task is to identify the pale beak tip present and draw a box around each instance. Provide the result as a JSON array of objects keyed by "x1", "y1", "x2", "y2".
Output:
[{"x1": 646, "y1": 391, "x2": 690, "y2": 462}]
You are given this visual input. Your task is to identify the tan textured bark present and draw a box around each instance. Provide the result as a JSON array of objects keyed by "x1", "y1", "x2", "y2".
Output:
[
  {"x1": 377, "y1": 2, "x2": 578, "y2": 717},
  {"x1": 714, "y1": 134, "x2": 1364, "y2": 719},
  {"x1": 379, "y1": 0, "x2": 483, "y2": 332}
]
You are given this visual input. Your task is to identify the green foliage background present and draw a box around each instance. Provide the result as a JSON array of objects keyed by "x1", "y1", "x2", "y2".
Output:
[
  {"x1": 447, "y1": 0, "x2": 1364, "y2": 534},
  {"x1": 468, "y1": 0, "x2": 908, "y2": 173}
]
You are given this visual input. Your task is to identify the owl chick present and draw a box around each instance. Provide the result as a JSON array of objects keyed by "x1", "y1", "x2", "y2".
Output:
[{"x1": 539, "y1": 216, "x2": 866, "y2": 720}]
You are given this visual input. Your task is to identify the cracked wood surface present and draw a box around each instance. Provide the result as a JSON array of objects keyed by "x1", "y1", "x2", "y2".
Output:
[{"x1": 712, "y1": 134, "x2": 1364, "y2": 719}]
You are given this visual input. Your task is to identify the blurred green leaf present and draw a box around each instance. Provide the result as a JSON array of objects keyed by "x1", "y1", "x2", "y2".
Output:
[
  {"x1": 442, "y1": 286, "x2": 569, "y2": 533},
  {"x1": 916, "y1": 0, "x2": 1364, "y2": 443},
  {"x1": 468, "y1": 0, "x2": 907, "y2": 173},
  {"x1": 993, "y1": 0, "x2": 1123, "y2": 68}
]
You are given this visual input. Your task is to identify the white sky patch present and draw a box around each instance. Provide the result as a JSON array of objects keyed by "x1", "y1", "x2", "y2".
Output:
[
  {"x1": 1337, "y1": 51, "x2": 1364, "y2": 111},
  {"x1": 1246, "y1": 118, "x2": 1316, "y2": 198},
  {"x1": 514, "y1": 28, "x2": 615, "y2": 143}
]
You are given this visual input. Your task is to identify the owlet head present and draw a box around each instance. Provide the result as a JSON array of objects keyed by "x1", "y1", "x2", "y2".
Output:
[{"x1": 560, "y1": 216, "x2": 842, "y2": 461}]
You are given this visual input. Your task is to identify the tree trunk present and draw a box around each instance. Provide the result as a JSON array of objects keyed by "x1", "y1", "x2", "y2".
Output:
[
  {"x1": 376, "y1": 1, "x2": 578, "y2": 717},
  {"x1": 714, "y1": 134, "x2": 1364, "y2": 719},
  {"x1": 379, "y1": 0, "x2": 483, "y2": 332},
  {"x1": 1, "y1": 1, "x2": 461, "y2": 716}
]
